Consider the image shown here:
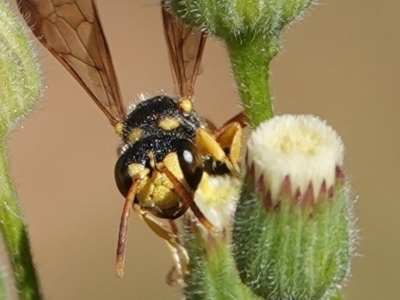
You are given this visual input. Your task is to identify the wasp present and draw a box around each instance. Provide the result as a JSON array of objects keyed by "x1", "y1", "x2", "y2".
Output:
[{"x1": 19, "y1": 0, "x2": 246, "y2": 280}]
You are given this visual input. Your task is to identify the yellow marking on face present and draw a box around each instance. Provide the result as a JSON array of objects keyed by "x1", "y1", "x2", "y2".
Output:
[
  {"x1": 162, "y1": 153, "x2": 185, "y2": 185},
  {"x1": 137, "y1": 170, "x2": 176, "y2": 210},
  {"x1": 158, "y1": 117, "x2": 181, "y2": 131},
  {"x1": 127, "y1": 128, "x2": 143, "y2": 142},
  {"x1": 147, "y1": 151, "x2": 156, "y2": 169},
  {"x1": 135, "y1": 153, "x2": 186, "y2": 212},
  {"x1": 178, "y1": 98, "x2": 193, "y2": 114},
  {"x1": 127, "y1": 163, "x2": 145, "y2": 178}
]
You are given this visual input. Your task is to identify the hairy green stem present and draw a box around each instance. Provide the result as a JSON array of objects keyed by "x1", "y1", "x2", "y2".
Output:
[
  {"x1": 330, "y1": 290, "x2": 345, "y2": 300},
  {"x1": 183, "y1": 223, "x2": 260, "y2": 300},
  {"x1": 226, "y1": 36, "x2": 279, "y2": 128},
  {"x1": 0, "y1": 144, "x2": 41, "y2": 299},
  {"x1": 0, "y1": 1, "x2": 42, "y2": 298}
]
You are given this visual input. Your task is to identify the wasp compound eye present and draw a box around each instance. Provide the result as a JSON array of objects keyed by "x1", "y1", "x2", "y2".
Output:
[
  {"x1": 115, "y1": 154, "x2": 133, "y2": 197},
  {"x1": 175, "y1": 139, "x2": 203, "y2": 191}
]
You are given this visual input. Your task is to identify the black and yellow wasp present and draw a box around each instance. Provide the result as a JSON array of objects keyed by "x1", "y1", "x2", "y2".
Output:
[{"x1": 19, "y1": 0, "x2": 246, "y2": 281}]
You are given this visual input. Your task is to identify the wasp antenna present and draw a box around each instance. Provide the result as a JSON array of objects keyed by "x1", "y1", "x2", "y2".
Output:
[{"x1": 116, "y1": 177, "x2": 141, "y2": 278}]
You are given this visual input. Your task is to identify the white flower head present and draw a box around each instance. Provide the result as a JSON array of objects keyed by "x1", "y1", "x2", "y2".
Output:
[
  {"x1": 247, "y1": 115, "x2": 344, "y2": 203},
  {"x1": 194, "y1": 173, "x2": 241, "y2": 231}
]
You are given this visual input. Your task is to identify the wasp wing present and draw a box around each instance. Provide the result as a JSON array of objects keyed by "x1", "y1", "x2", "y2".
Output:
[
  {"x1": 162, "y1": 5, "x2": 206, "y2": 99},
  {"x1": 19, "y1": 0, "x2": 125, "y2": 125}
]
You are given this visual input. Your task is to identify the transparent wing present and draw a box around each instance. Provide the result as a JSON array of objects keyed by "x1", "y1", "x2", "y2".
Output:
[
  {"x1": 19, "y1": 0, "x2": 125, "y2": 125},
  {"x1": 162, "y1": 4, "x2": 206, "y2": 99}
]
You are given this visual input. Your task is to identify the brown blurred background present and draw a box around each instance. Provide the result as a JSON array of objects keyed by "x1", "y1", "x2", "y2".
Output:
[{"x1": 5, "y1": 0, "x2": 399, "y2": 299}]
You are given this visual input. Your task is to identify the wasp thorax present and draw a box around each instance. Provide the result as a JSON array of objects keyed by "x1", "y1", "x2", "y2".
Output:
[{"x1": 120, "y1": 96, "x2": 200, "y2": 144}]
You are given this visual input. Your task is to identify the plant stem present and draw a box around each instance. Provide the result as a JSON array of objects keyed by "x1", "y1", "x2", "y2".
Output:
[
  {"x1": 226, "y1": 36, "x2": 280, "y2": 128},
  {"x1": 183, "y1": 222, "x2": 260, "y2": 300},
  {"x1": 0, "y1": 143, "x2": 41, "y2": 300}
]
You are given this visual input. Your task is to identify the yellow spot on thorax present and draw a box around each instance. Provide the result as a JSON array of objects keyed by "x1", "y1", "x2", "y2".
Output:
[
  {"x1": 158, "y1": 117, "x2": 181, "y2": 131},
  {"x1": 127, "y1": 128, "x2": 143, "y2": 143},
  {"x1": 114, "y1": 122, "x2": 124, "y2": 137},
  {"x1": 178, "y1": 98, "x2": 192, "y2": 114}
]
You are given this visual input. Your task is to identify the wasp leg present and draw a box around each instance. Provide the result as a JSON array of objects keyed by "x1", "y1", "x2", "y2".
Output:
[
  {"x1": 213, "y1": 121, "x2": 243, "y2": 167},
  {"x1": 138, "y1": 213, "x2": 188, "y2": 286},
  {"x1": 165, "y1": 246, "x2": 187, "y2": 286},
  {"x1": 165, "y1": 220, "x2": 188, "y2": 286},
  {"x1": 156, "y1": 162, "x2": 218, "y2": 233},
  {"x1": 218, "y1": 111, "x2": 248, "y2": 131},
  {"x1": 195, "y1": 128, "x2": 240, "y2": 176},
  {"x1": 168, "y1": 220, "x2": 189, "y2": 266},
  {"x1": 116, "y1": 169, "x2": 149, "y2": 277}
]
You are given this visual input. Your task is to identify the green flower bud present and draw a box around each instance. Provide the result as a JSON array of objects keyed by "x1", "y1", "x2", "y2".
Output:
[
  {"x1": 233, "y1": 115, "x2": 355, "y2": 299},
  {"x1": 0, "y1": 1, "x2": 41, "y2": 137},
  {"x1": 167, "y1": 0, "x2": 313, "y2": 42},
  {"x1": 166, "y1": 0, "x2": 315, "y2": 128}
]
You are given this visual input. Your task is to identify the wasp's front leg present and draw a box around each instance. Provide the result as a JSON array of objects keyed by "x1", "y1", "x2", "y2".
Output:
[{"x1": 195, "y1": 123, "x2": 242, "y2": 176}]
